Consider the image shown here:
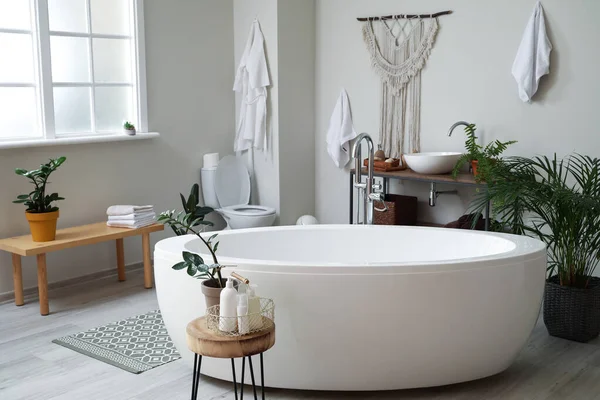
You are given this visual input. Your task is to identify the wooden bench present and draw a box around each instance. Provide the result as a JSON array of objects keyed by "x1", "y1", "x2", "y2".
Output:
[{"x1": 0, "y1": 222, "x2": 164, "y2": 316}]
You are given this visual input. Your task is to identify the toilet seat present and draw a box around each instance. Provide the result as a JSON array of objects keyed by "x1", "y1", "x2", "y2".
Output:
[
  {"x1": 212, "y1": 156, "x2": 276, "y2": 229},
  {"x1": 219, "y1": 204, "x2": 276, "y2": 217}
]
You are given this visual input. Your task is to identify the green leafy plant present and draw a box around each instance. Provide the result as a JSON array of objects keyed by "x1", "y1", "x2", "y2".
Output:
[
  {"x1": 13, "y1": 157, "x2": 66, "y2": 213},
  {"x1": 169, "y1": 184, "x2": 214, "y2": 236},
  {"x1": 123, "y1": 121, "x2": 135, "y2": 130},
  {"x1": 158, "y1": 185, "x2": 223, "y2": 287},
  {"x1": 469, "y1": 154, "x2": 600, "y2": 288},
  {"x1": 452, "y1": 124, "x2": 516, "y2": 182}
]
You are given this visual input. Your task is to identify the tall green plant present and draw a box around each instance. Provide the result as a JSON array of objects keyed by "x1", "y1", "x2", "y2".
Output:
[
  {"x1": 158, "y1": 185, "x2": 223, "y2": 287},
  {"x1": 169, "y1": 184, "x2": 214, "y2": 236},
  {"x1": 158, "y1": 210, "x2": 223, "y2": 287},
  {"x1": 13, "y1": 157, "x2": 66, "y2": 213},
  {"x1": 469, "y1": 154, "x2": 600, "y2": 288},
  {"x1": 452, "y1": 124, "x2": 516, "y2": 182}
]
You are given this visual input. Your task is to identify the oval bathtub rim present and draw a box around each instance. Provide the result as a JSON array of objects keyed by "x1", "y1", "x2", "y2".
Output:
[{"x1": 154, "y1": 225, "x2": 547, "y2": 274}]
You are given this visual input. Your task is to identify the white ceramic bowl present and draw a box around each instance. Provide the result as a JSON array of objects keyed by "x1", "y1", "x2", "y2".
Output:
[{"x1": 403, "y1": 152, "x2": 463, "y2": 175}]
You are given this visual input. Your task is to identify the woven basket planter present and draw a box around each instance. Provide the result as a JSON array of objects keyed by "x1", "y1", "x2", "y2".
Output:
[{"x1": 543, "y1": 275, "x2": 600, "y2": 343}]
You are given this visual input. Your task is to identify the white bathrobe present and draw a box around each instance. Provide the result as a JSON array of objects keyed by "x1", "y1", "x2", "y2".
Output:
[{"x1": 234, "y1": 20, "x2": 270, "y2": 153}]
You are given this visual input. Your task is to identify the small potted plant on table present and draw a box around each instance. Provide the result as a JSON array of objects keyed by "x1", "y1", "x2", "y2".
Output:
[
  {"x1": 123, "y1": 121, "x2": 136, "y2": 136},
  {"x1": 158, "y1": 184, "x2": 228, "y2": 307},
  {"x1": 469, "y1": 154, "x2": 600, "y2": 342},
  {"x1": 13, "y1": 157, "x2": 66, "y2": 242},
  {"x1": 452, "y1": 124, "x2": 516, "y2": 182}
]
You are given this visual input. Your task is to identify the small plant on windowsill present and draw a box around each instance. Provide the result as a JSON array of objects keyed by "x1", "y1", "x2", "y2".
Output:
[
  {"x1": 158, "y1": 184, "x2": 228, "y2": 307},
  {"x1": 13, "y1": 156, "x2": 66, "y2": 242},
  {"x1": 123, "y1": 121, "x2": 136, "y2": 136},
  {"x1": 452, "y1": 124, "x2": 517, "y2": 183}
]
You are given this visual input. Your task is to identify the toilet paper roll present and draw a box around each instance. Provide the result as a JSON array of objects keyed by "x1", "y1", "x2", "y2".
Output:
[{"x1": 203, "y1": 153, "x2": 220, "y2": 169}]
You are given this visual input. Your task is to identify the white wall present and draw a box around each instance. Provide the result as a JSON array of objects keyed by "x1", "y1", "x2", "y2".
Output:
[
  {"x1": 234, "y1": 0, "x2": 281, "y2": 220},
  {"x1": 315, "y1": 0, "x2": 600, "y2": 224},
  {"x1": 278, "y1": 0, "x2": 316, "y2": 225},
  {"x1": 0, "y1": 0, "x2": 235, "y2": 296},
  {"x1": 233, "y1": 0, "x2": 316, "y2": 225}
]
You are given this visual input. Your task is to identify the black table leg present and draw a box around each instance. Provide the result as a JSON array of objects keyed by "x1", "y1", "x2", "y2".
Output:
[
  {"x1": 241, "y1": 357, "x2": 246, "y2": 399},
  {"x1": 191, "y1": 354, "x2": 202, "y2": 400},
  {"x1": 260, "y1": 353, "x2": 265, "y2": 400},
  {"x1": 248, "y1": 356, "x2": 258, "y2": 399},
  {"x1": 231, "y1": 358, "x2": 239, "y2": 400}
]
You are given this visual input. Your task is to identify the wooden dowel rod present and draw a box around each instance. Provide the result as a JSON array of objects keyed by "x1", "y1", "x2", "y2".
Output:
[{"x1": 357, "y1": 10, "x2": 452, "y2": 22}]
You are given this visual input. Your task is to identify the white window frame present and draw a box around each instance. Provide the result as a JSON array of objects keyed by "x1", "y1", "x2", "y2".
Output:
[{"x1": 0, "y1": 0, "x2": 154, "y2": 149}]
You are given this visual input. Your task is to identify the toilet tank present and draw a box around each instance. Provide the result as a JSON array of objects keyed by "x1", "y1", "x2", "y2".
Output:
[{"x1": 201, "y1": 167, "x2": 220, "y2": 209}]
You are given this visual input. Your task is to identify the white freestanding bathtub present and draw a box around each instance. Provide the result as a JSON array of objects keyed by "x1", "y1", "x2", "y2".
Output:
[{"x1": 154, "y1": 225, "x2": 546, "y2": 391}]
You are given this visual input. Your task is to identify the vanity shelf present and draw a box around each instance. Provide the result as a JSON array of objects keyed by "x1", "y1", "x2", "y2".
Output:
[{"x1": 349, "y1": 168, "x2": 490, "y2": 229}]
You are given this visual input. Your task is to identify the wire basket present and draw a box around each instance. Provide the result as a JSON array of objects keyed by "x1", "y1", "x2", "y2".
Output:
[{"x1": 206, "y1": 298, "x2": 275, "y2": 337}]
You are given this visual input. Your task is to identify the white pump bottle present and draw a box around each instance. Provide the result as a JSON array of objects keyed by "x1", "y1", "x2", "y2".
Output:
[{"x1": 219, "y1": 277, "x2": 238, "y2": 332}]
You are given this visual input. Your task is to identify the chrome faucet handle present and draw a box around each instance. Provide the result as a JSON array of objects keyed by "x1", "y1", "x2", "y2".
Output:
[
  {"x1": 369, "y1": 193, "x2": 388, "y2": 212},
  {"x1": 372, "y1": 183, "x2": 383, "y2": 192},
  {"x1": 354, "y1": 182, "x2": 367, "y2": 189}
]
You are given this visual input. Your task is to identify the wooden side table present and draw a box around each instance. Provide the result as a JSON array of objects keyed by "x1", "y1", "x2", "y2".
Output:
[
  {"x1": 0, "y1": 222, "x2": 164, "y2": 316},
  {"x1": 186, "y1": 316, "x2": 276, "y2": 400}
]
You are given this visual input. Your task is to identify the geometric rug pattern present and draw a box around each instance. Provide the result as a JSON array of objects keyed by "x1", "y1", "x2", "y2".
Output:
[{"x1": 53, "y1": 310, "x2": 181, "y2": 374}]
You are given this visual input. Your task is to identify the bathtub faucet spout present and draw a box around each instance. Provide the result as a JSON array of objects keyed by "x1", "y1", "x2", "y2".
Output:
[{"x1": 352, "y1": 133, "x2": 384, "y2": 224}]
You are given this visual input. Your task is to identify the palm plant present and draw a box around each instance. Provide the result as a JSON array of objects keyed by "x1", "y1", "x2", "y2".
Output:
[{"x1": 469, "y1": 154, "x2": 600, "y2": 288}]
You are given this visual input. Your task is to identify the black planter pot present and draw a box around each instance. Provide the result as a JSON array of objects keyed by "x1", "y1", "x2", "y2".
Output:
[{"x1": 543, "y1": 275, "x2": 600, "y2": 343}]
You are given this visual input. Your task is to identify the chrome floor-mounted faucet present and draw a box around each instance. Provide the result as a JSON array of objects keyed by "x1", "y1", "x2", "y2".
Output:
[{"x1": 352, "y1": 133, "x2": 386, "y2": 225}]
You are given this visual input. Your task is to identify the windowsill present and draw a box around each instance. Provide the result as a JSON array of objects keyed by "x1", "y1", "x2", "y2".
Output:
[{"x1": 0, "y1": 132, "x2": 160, "y2": 150}]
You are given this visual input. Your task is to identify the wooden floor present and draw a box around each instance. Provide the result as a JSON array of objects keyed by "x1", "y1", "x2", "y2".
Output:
[{"x1": 1, "y1": 270, "x2": 600, "y2": 400}]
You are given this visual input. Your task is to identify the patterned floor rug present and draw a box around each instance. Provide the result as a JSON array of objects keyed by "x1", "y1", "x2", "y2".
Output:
[{"x1": 53, "y1": 310, "x2": 181, "y2": 374}]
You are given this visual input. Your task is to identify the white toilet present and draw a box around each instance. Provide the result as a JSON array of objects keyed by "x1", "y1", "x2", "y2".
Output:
[{"x1": 201, "y1": 155, "x2": 276, "y2": 229}]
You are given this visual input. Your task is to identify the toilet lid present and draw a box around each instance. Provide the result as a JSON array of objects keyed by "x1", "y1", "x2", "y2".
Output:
[{"x1": 215, "y1": 155, "x2": 251, "y2": 208}]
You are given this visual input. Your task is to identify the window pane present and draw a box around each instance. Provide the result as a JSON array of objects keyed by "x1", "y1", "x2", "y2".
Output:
[
  {"x1": 50, "y1": 36, "x2": 90, "y2": 83},
  {"x1": 90, "y1": 0, "x2": 131, "y2": 36},
  {"x1": 54, "y1": 87, "x2": 92, "y2": 133},
  {"x1": 0, "y1": 0, "x2": 31, "y2": 30},
  {"x1": 48, "y1": 0, "x2": 88, "y2": 33},
  {"x1": 95, "y1": 86, "x2": 133, "y2": 132},
  {"x1": 0, "y1": 88, "x2": 38, "y2": 138},
  {"x1": 92, "y1": 38, "x2": 131, "y2": 83},
  {"x1": 0, "y1": 33, "x2": 34, "y2": 83}
]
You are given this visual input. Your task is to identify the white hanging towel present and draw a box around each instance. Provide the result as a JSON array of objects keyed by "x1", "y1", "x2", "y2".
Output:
[
  {"x1": 512, "y1": 1, "x2": 552, "y2": 103},
  {"x1": 233, "y1": 20, "x2": 270, "y2": 152},
  {"x1": 326, "y1": 89, "x2": 358, "y2": 168}
]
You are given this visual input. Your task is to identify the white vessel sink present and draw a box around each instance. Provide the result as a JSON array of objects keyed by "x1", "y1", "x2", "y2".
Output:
[{"x1": 403, "y1": 152, "x2": 463, "y2": 175}]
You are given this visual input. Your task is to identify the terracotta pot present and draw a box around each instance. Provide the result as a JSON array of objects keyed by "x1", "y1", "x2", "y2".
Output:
[
  {"x1": 25, "y1": 210, "x2": 59, "y2": 242},
  {"x1": 201, "y1": 278, "x2": 238, "y2": 309},
  {"x1": 471, "y1": 160, "x2": 479, "y2": 177}
]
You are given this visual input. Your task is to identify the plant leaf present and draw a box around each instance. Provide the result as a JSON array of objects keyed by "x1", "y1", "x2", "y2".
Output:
[
  {"x1": 187, "y1": 265, "x2": 197, "y2": 276},
  {"x1": 172, "y1": 262, "x2": 187, "y2": 270}
]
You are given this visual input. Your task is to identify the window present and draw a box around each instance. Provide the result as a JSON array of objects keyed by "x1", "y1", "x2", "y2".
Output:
[{"x1": 0, "y1": 0, "x2": 147, "y2": 144}]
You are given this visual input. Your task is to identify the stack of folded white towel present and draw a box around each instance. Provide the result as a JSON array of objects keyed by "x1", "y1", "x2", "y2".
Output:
[{"x1": 106, "y1": 205, "x2": 156, "y2": 229}]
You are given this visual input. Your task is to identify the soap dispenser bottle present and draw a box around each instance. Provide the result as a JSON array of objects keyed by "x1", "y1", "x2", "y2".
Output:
[
  {"x1": 219, "y1": 277, "x2": 238, "y2": 332},
  {"x1": 247, "y1": 284, "x2": 263, "y2": 331}
]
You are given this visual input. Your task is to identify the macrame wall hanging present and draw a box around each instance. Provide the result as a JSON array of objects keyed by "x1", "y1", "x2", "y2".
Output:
[{"x1": 359, "y1": 11, "x2": 452, "y2": 158}]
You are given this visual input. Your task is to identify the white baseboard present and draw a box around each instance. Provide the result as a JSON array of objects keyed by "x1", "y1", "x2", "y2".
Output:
[{"x1": 0, "y1": 262, "x2": 145, "y2": 305}]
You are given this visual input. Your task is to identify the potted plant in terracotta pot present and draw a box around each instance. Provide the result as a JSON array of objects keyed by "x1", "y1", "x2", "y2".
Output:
[
  {"x1": 469, "y1": 154, "x2": 600, "y2": 342},
  {"x1": 452, "y1": 124, "x2": 516, "y2": 182},
  {"x1": 13, "y1": 156, "x2": 66, "y2": 242},
  {"x1": 158, "y1": 184, "x2": 231, "y2": 307}
]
